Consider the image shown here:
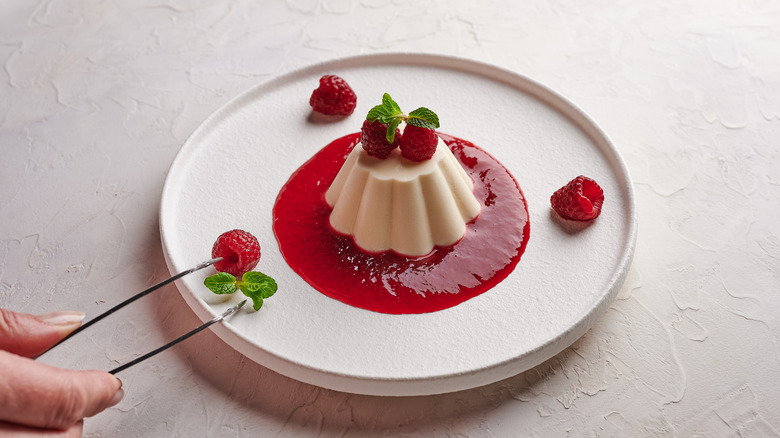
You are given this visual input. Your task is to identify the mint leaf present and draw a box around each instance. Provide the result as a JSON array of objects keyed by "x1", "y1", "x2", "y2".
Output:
[
  {"x1": 366, "y1": 104, "x2": 389, "y2": 122},
  {"x1": 238, "y1": 271, "x2": 277, "y2": 298},
  {"x1": 204, "y1": 272, "x2": 238, "y2": 295},
  {"x1": 387, "y1": 118, "x2": 403, "y2": 143},
  {"x1": 238, "y1": 271, "x2": 278, "y2": 311},
  {"x1": 382, "y1": 93, "x2": 402, "y2": 116},
  {"x1": 407, "y1": 107, "x2": 440, "y2": 129}
]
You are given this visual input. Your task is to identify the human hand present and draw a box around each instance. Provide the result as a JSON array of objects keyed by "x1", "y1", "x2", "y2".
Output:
[{"x1": 0, "y1": 308, "x2": 124, "y2": 437}]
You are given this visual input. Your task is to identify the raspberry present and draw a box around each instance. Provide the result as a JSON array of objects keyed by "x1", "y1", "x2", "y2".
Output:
[
  {"x1": 211, "y1": 229, "x2": 261, "y2": 277},
  {"x1": 399, "y1": 125, "x2": 438, "y2": 161},
  {"x1": 360, "y1": 119, "x2": 400, "y2": 158},
  {"x1": 550, "y1": 176, "x2": 605, "y2": 221},
  {"x1": 309, "y1": 75, "x2": 357, "y2": 116}
]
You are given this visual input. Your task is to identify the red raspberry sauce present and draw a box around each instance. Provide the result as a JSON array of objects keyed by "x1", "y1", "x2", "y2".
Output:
[{"x1": 272, "y1": 132, "x2": 529, "y2": 314}]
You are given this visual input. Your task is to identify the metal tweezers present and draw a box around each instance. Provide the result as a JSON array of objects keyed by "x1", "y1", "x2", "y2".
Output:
[{"x1": 42, "y1": 257, "x2": 245, "y2": 375}]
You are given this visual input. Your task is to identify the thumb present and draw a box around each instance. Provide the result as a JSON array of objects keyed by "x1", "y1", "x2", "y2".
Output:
[
  {"x1": 0, "y1": 308, "x2": 85, "y2": 357},
  {"x1": 0, "y1": 350, "x2": 123, "y2": 430}
]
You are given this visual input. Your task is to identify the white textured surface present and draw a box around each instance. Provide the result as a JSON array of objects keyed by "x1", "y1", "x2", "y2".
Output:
[{"x1": 1, "y1": 0, "x2": 779, "y2": 435}]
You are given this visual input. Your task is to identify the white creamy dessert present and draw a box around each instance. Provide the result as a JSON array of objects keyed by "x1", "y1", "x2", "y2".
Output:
[{"x1": 325, "y1": 134, "x2": 481, "y2": 257}]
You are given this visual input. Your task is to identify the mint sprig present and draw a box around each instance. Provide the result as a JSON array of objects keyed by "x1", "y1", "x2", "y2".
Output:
[
  {"x1": 366, "y1": 93, "x2": 439, "y2": 143},
  {"x1": 204, "y1": 271, "x2": 278, "y2": 311}
]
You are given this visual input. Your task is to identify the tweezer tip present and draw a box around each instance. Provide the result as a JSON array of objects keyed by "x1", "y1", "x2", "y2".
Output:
[
  {"x1": 223, "y1": 300, "x2": 247, "y2": 318},
  {"x1": 195, "y1": 257, "x2": 223, "y2": 270}
]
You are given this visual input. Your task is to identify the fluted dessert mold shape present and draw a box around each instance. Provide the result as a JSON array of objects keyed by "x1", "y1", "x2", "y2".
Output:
[{"x1": 325, "y1": 135, "x2": 481, "y2": 257}]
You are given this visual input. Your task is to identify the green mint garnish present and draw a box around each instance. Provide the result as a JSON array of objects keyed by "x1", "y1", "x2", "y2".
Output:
[
  {"x1": 382, "y1": 92, "x2": 402, "y2": 116},
  {"x1": 386, "y1": 118, "x2": 403, "y2": 143},
  {"x1": 366, "y1": 93, "x2": 440, "y2": 143},
  {"x1": 204, "y1": 272, "x2": 238, "y2": 295},
  {"x1": 204, "y1": 270, "x2": 278, "y2": 311},
  {"x1": 407, "y1": 107, "x2": 440, "y2": 129},
  {"x1": 238, "y1": 271, "x2": 278, "y2": 310}
]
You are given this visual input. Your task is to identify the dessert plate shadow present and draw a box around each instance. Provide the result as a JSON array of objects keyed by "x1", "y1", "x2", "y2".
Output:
[{"x1": 159, "y1": 53, "x2": 637, "y2": 396}]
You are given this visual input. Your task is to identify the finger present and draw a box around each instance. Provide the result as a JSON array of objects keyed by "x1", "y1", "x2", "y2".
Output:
[
  {"x1": 0, "y1": 308, "x2": 85, "y2": 357},
  {"x1": 0, "y1": 420, "x2": 83, "y2": 438},
  {"x1": 0, "y1": 350, "x2": 123, "y2": 431}
]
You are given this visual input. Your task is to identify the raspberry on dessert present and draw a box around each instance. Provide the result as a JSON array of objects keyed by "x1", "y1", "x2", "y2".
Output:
[
  {"x1": 309, "y1": 75, "x2": 357, "y2": 116},
  {"x1": 211, "y1": 229, "x2": 261, "y2": 277},
  {"x1": 399, "y1": 125, "x2": 438, "y2": 161},
  {"x1": 361, "y1": 119, "x2": 400, "y2": 158},
  {"x1": 550, "y1": 176, "x2": 605, "y2": 221}
]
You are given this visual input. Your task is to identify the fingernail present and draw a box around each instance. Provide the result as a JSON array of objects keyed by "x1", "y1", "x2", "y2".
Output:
[
  {"x1": 109, "y1": 387, "x2": 125, "y2": 407},
  {"x1": 36, "y1": 311, "x2": 86, "y2": 332}
]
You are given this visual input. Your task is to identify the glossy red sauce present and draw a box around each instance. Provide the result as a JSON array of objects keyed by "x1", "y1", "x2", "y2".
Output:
[{"x1": 272, "y1": 132, "x2": 529, "y2": 314}]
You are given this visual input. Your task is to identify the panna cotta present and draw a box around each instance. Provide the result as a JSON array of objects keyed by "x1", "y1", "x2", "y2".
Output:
[
  {"x1": 273, "y1": 132, "x2": 529, "y2": 314},
  {"x1": 325, "y1": 134, "x2": 481, "y2": 257}
]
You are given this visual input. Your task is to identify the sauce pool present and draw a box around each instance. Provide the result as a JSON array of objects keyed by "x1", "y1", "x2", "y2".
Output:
[{"x1": 272, "y1": 132, "x2": 529, "y2": 314}]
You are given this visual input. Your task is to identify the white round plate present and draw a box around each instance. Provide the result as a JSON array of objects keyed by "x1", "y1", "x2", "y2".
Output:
[{"x1": 159, "y1": 53, "x2": 636, "y2": 396}]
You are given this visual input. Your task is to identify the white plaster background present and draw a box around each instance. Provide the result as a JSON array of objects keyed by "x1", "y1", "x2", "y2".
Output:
[{"x1": 1, "y1": 0, "x2": 778, "y2": 436}]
